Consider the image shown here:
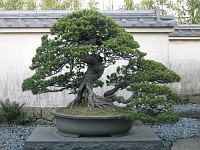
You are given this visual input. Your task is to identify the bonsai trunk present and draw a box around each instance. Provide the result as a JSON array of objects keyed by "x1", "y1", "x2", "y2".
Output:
[{"x1": 68, "y1": 54, "x2": 106, "y2": 110}]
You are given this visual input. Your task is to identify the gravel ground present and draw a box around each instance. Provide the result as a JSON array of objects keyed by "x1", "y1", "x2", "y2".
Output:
[
  {"x1": 0, "y1": 103, "x2": 199, "y2": 150},
  {"x1": 0, "y1": 125, "x2": 35, "y2": 150},
  {"x1": 173, "y1": 103, "x2": 200, "y2": 113},
  {"x1": 152, "y1": 118, "x2": 200, "y2": 147}
]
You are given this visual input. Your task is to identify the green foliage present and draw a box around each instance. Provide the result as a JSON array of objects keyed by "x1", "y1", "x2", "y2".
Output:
[
  {"x1": 25, "y1": 0, "x2": 36, "y2": 10},
  {"x1": 94, "y1": 80, "x2": 104, "y2": 88},
  {"x1": 87, "y1": 0, "x2": 99, "y2": 10},
  {"x1": 22, "y1": 9, "x2": 181, "y2": 123},
  {"x1": 0, "y1": 98, "x2": 33, "y2": 125},
  {"x1": 122, "y1": 0, "x2": 135, "y2": 10},
  {"x1": 107, "y1": 58, "x2": 181, "y2": 123},
  {"x1": 1, "y1": 0, "x2": 24, "y2": 10},
  {"x1": 22, "y1": 9, "x2": 140, "y2": 95},
  {"x1": 14, "y1": 110, "x2": 34, "y2": 125},
  {"x1": 187, "y1": 0, "x2": 200, "y2": 23},
  {"x1": 121, "y1": 0, "x2": 200, "y2": 24},
  {"x1": 106, "y1": 0, "x2": 114, "y2": 10},
  {"x1": 40, "y1": 0, "x2": 61, "y2": 10},
  {"x1": 40, "y1": 0, "x2": 82, "y2": 10},
  {"x1": 0, "y1": 98, "x2": 24, "y2": 124},
  {"x1": 135, "y1": 0, "x2": 155, "y2": 10},
  {"x1": 125, "y1": 111, "x2": 179, "y2": 124},
  {"x1": 67, "y1": 0, "x2": 82, "y2": 10}
]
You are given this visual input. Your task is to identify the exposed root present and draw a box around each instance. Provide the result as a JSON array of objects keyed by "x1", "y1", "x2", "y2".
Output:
[
  {"x1": 67, "y1": 93, "x2": 82, "y2": 109},
  {"x1": 87, "y1": 94, "x2": 113, "y2": 110},
  {"x1": 67, "y1": 91, "x2": 131, "y2": 111}
]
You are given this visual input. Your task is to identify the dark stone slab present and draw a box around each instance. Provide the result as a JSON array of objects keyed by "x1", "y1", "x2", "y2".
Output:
[
  {"x1": 0, "y1": 139, "x2": 1, "y2": 150},
  {"x1": 24, "y1": 126, "x2": 163, "y2": 150},
  {"x1": 171, "y1": 138, "x2": 200, "y2": 150}
]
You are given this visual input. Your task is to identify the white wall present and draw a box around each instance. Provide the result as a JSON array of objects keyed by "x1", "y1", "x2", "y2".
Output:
[
  {"x1": 169, "y1": 39, "x2": 200, "y2": 93},
  {"x1": 0, "y1": 27, "x2": 199, "y2": 107},
  {"x1": 126, "y1": 28, "x2": 173, "y2": 66},
  {"x1": 133, "y1": 33, "x2": 169, "y2": 65},
  {"x1": 0, "y1": 30, "x2": 75, "y2": 107}
]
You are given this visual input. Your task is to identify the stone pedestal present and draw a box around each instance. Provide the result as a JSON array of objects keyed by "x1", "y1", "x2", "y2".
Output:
[
  {"x1": 171, "y1": 138, "x2": 200, "y2": 150},
  {"x1": 24, "y1": 126, "x2": 163, "y2": 150},
  {"x1": 0, "y1": 139, "x2": 1, "y2": 150}
]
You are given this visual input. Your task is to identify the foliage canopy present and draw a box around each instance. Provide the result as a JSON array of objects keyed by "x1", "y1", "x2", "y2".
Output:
[{"x1": 22, "y1": 9, "x2": 181, "y2": 123}]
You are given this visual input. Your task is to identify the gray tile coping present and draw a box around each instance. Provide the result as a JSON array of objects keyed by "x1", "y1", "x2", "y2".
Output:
[
  {"x1": 170, "y1": 25, "x2": 200, "y2": 37},
  {"x1": 1, "y1": 7, "x2": 198, "y2": 37},
  {"x1": 24, "y1": 126, "x2": 163, "y2": 150},
  {"x1": 0, "y1": 7, "x2": 176, "y2": 28}
]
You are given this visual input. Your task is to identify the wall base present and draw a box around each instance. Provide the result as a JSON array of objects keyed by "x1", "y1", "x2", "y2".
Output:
[{"x1": 24, "y1": 126, "x2": 163, "y2": 150}]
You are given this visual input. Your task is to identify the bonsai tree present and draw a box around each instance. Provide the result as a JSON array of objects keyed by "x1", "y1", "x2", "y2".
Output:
[{"x1": 22, "y1": 10, "x2": 181, "y2": 123}]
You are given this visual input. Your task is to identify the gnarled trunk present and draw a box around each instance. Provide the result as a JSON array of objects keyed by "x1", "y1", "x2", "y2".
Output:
[
  {"x1": 68, "y1": 54, "x2": 107, "y2": 110},
  {"x1": 68, "y1": 54, "x2": 132, "y2": 110}
]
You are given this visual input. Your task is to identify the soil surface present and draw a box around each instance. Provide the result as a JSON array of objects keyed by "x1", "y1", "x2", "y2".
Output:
[{"x1": 57, "y1": 105, "x2": 127, "y2": 116}]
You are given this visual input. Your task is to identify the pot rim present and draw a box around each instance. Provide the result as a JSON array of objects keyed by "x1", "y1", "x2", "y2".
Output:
[{"x1": 50, "y1": 109, "x2": 125, "y2": 120}]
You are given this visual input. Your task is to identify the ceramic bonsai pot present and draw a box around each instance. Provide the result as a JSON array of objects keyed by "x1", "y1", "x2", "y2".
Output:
[{"x1": 50, "y1": 109, "x2": 133, "y2": 137}]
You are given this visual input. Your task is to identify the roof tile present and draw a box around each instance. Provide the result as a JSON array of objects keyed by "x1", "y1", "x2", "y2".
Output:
[{"x1": 0, "y1": 7, "x2": 176, "y2": 28}]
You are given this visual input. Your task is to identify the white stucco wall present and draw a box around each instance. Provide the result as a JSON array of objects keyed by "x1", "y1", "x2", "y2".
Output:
[
  {"x1": 0, "y1": 29, "x2": 75, "y2": 107},
  {"x1": 126, "y1": 28, "x2": 174, "y2": 66},
  {"x1": 0, "y1": 27, "x2": 199, "y2": 107},
  {"x1": 169, "y1": 38, "x2": 200, "y2": 93}
]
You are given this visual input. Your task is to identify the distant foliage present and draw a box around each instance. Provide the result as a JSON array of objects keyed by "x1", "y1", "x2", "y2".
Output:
[
  {"x1": 1, "y1": 0, "x2": 24, "y2": 10},
  {"x1": 87, "y1": 0, "x2": 99, "y2": 10},
  {"x1": 187, "y1": 0, "x2": 200, "y2": 23},
  {"x1": 40, "y1": 0, "x2": 82, "y2": 10},
  {"x1": 121, "y1": 0, "x2": 200, "y2": 24},
  {"x1": 25, "y1": 0, "x2": 37, "y2": 10},
  {"x1": 106, "y1": 0, "x2": 114, "y2": 10}
]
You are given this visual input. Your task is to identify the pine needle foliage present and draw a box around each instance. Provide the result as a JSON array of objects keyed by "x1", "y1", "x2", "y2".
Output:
[{"x1": 22, "y1": 9, "x2": 181, "y2": 123}]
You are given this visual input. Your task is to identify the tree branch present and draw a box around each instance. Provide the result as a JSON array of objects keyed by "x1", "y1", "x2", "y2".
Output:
[{"x1": 104, "y1": 80, "x2": 130, "y2": 97}]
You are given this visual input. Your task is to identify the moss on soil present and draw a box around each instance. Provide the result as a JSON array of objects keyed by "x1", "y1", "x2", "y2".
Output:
[{"x1": 57, "y1": 105, "x2": 128, "y2": 116}]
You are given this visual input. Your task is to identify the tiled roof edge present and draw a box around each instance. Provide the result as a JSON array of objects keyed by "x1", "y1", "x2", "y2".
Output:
[
  {"x1": 169, "y1": 24, "x2": 200, "y2": 37},
  {"x1": 0, "y1": 7, "x2": 177, "y2": 28}
]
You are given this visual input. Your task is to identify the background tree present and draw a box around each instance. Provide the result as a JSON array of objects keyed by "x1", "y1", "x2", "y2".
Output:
[
  {"x1": 122, "y1": 0, "x2": 135, "y2": 10},
  {"x1": 0, "y1": 0, "x2": 4, "y2": 9},
  {"x1": 22, "y1": 10, "x2": 180, "y2": 123},
  {"x1": 135, "y1": 0, "x2": 155, "y2": 10},
  {"x1": 121, "y1": 0, "x2": 200, "y2": 24},
  {"x1": 1, "y1": 0, "x2": 24, "y2": 10},
  {"x1": 87, "y1": 0, "x2": 99, "y2": 10},
  {"x1": 106, "y1": 0, "x2": 114, "y2": 10},
  {"x1": 67, "y1": 0, "x2": 82, "y2": 10},
  {"x1": 187, "y1": 0, "x2": 200, "y2": 23},
  {"x1": 39, "y1": 0, "x2": 82, "y2": 10},
  {"x1": 40, "y1": 0, "x2": 60, "y2": 10},
  {"x1": 167, "y1": 0, "x2": 187, "y2": 24},
  {"x1": 24, "y1": 0, "x2": 36, "y2": 10}
]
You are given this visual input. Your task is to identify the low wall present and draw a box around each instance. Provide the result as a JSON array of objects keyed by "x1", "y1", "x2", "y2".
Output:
[{"x1": 0, "y1": 106, "x2": 57, "y2": 125}]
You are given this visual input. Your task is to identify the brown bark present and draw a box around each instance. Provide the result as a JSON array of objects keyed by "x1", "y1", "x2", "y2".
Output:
[
  {"x1": 104, "y1": 80, "x2": 130, "y2": 97},
  {"x1": 67, "y1": 54, "x2": 132, "y2": 110},
  {"x1": 68, "y1": 54, "x2": 107, "y2": 110}
]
